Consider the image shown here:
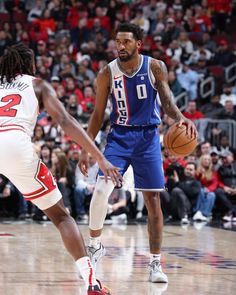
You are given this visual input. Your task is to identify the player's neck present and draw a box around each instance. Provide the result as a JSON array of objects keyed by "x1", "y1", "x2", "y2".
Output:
[{"x1": 118, "y1": 54, "x2": 141, "y2": 76}]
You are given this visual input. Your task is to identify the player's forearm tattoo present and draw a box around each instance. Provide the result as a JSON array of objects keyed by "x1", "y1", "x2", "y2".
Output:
[{"x1": 153, "y1": 61, "x2": 182, "y2": 122}]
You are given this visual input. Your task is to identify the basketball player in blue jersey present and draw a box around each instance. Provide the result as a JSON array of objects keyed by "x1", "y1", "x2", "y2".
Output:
[{"x1": 79, "y1": 23, "x2": 197, "y2": 283}]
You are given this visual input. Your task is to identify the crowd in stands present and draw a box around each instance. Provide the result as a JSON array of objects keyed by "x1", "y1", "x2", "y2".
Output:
[{"x1": 0, "y1": 0, "x2": 236, "y2": 226}]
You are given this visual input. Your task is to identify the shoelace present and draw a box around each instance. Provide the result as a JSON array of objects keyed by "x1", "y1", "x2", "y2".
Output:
[{"x1": 149, "y1": 260, "x2": 162, "y2": 272}]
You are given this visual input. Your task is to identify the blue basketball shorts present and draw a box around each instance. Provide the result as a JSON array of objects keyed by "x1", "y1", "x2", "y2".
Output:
[{"x1": 98, "y1": 124, "x2": 165, "y2": 191}]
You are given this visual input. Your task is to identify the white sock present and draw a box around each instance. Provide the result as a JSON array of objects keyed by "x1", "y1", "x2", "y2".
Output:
[
  {"x1": 75, "y1": 256, "x2": 98, "y2": 289},
  {"x1": 150, "y1": 253, "x2": 161, "y2": 263},
  {"x1": 89, "y1": 236, "x2": 101, "y2": 248}
]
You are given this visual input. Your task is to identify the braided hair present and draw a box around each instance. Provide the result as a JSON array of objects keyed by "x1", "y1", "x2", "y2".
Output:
[{"x1": 0, "y1": 43, "x2": 35, "y2": 84}]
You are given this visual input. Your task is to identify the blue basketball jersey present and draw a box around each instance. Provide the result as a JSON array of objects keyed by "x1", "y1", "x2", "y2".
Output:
[{"x1": 108, "y1": 55, "x2": 161, "y2": 126}]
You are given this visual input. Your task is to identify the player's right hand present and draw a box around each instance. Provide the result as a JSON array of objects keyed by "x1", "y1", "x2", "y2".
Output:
[
  {"x1": 97, "y1": 157, "x2": 123, "y2": 187},
  {"x1": 79, "y1": 149, "x2": 89, "y2": 177}
]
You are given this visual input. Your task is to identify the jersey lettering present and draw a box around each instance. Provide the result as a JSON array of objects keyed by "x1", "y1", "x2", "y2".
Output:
[{"x1": 0, "y1": 94, "x2": 22, "y2": 117}]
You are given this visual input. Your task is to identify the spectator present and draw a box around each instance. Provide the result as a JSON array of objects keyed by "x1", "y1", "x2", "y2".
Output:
[
  {"x1": 70, "y1": 17, "x2": 91, "y2": 50},
  {"x1": 106, "y1": 188, "x2": 128, "y2": 223},
  {"x1": 177, "y1": 62, "x2": 200, "y2": 100},
  {"x1": 200, "y1": 141, "x2": 212, "y2": 156},
  {"x1": 178, "y1": 31, "x2": 194, "y2": 60},
  {"x1": 40, "y1": 144, "x2": 52, "y2": 169},
  {"x1": 215, "y1": 151, "x2": 236, "y2": 222},
  {"x1": 202, "y1": 32, "x2": 216, "y2": 53},
  {"x1": 162, "y1": 17, "x2": 180, "y2": 45},
  {"x1": 200, "y1": 95, "x2": 224, "y2": 118},
  {"x1": 220, "y1": 84, "x2": 236, "y2": 106},
  {"x1": 51, "y1": 150, "x2": 74, "y2": 214},
  {"x1": 27, "y1": 0, "x2": 44, "y2": 22},
  {"x1": 171, "y1": 162, "x2": 201, "y2": 224},
  {"x1": 166, "y1": 40, "x2": 182, "y2": 61},
  {"x1": 210, "y1": 147, "x2": 221, "y2": 171},
  {"x1": 131, "y1": 8, "x2": 150, "y2": 34},
  {"x1": 193, "y1": 154, "x2": 218, "y2": 221},
  {"x1": 213, "y1": 40, "x2": 235, "y2": 67},
  {"x1": 74, "y1": 154, "x2": 98, "y2": 221},
  {"x1": 32, "y1": 124, "x2": 45, "y2": 147},
  {"x1": 183, "y1": 101, "x2": 204, "y2": 121},
  {"x1": 168, "y1": 70, "x2": 183, "y2": 97}
]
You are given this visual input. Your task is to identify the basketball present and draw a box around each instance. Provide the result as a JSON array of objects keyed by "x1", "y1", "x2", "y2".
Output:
[{"x1": 163, "y1": 124, "x2": 197, "y2": 157}]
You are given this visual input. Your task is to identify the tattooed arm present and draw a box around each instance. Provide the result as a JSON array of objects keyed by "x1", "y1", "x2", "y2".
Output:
[{"x1": 151, "y1": 58, "x2": 197, "y2": 137}]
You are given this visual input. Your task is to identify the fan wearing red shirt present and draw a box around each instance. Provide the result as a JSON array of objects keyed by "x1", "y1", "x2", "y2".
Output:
[{"x1": 183, "y1": 101, "x2": 204, "y2": 121}]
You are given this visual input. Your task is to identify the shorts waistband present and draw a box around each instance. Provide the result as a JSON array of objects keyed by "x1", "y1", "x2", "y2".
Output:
[{"x1": 111, "y1": 124, "x2": 159, "y2": 130}]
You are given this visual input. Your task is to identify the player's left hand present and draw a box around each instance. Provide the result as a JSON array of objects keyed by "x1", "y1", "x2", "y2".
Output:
[
  {"x1": 176, "y1": 117, "x2": 198, "y2": 138},
  {"x1": 97, "y1": 157, "x2": 123, "y2": 187}
]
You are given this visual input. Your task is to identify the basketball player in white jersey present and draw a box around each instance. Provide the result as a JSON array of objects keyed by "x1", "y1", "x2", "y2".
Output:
[
  {"x1": 79, "y1": 23, "x2": 197, "y2": 283},
  {"x1": 0, "y1": 43, "x2": 122, "y2": 295}
]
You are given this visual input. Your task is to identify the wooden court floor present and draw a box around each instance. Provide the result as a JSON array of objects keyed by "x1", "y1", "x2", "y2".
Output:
[{"x1": 0, "y1": 221, "x2": 235, "y2": 295}]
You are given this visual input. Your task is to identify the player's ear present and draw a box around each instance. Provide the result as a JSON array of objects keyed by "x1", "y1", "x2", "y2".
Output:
[{"x1": 137, "y1": 40, "x2": 142, "y2": 49}]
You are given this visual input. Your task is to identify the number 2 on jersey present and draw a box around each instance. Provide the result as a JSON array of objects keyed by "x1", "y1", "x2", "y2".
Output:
[{"x1": 0, "y1": 94, "x2": 22, "y2": 117}]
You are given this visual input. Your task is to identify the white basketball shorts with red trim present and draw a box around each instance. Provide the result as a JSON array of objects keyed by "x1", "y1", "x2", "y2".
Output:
[{"x1": 0, "y1": 129, "x2": 62, "y2": 210}]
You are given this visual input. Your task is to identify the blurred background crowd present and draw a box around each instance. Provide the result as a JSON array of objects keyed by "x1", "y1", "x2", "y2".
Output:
[{"x1": 0, "y1": 0, "x2": 236, "y2": 227}]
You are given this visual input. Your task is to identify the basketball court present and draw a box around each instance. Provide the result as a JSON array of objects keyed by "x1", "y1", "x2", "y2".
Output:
[{"x1": 0, "y1": 221, "x2": 235, "y2": 295}]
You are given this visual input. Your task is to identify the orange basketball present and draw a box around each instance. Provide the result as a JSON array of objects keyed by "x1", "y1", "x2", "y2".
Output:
[{"x1": 163, "y1": 124, "x2": 197, "y2": 157}]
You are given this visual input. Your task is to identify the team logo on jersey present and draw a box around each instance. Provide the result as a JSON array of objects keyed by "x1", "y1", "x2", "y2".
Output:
[{"x1": 113, "y1": 76, "x2": 129, "y2": 125}]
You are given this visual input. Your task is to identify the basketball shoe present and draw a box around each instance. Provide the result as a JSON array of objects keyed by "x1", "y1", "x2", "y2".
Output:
[
  {"x1": 88, "y1": 280, "x2": 112, "y2": 295},
  {"x1": 149, "y1": 260, "x2": 168, "y2": 283},
  {"x1": 88, "y1": 243, "x2": 106, "y2": 271}
]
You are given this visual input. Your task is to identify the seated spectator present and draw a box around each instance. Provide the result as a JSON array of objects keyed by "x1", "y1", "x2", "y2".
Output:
[
  {"x1": 52, "y1": 53, "x2": 76, "y2": 77},
  {"x1": 212, "y1": 101, "x2": 236, "y2": 139},
  {"x1": 188, "y1": 44, "x2": 212, "y2": 65},
  {"x1": 200, "y1": 94, "x2": 224, "y2": 118},
  {"x1": 131, "y1": 8, "x2": 150, "y2": 34},
  {"x1": 220, "y1": 84, "x2": 236, "y2": 106},
  {"x1": 66, "y1": 93, "x2": 82, "y2": 122},
  {"x1": 213, "y1": 40, "x2": 235, "y2": 67},
  {"x1": 32, "y1": 124, "x2": 45, "y2": 147},
  {"x1": 193, "y1": 154, "x2": 218, "y2": 221},
  {"x1": 166, "y1": 40, "x2": 182, "y2": 61},
  {"x1": 210, "y1": 147, "x2": 221, "y2": 171},
  {"x1": 40, "y1": 144, "x2": 52, "y2": 168},
  {"x1": 64, "y1": 77, "x2": 84, "y2": 104},
  {"x1": 193, "y1": 56, "x2": 210, "y2": 79},
  {"x1": 106, "y1": 188, "x2": 128, "y2": 223},
  {"x1": 168, "y1": 70, "x2": 183, "y2": 97},
  {"x1": 199, "y1": 141, "x2": 212, "y2": 156},
  {"x1": 178, "y1": 31, "x2": 194, "y2": 60},
  {"x1": 51, "y1": 150, "x2": 75, "y2": 214},
  {"x1": 70, "y1": 17, "x2": 91, "y2": 50},
  {"x1": 74, "y1": 154, "x2": 98, "y2": 221},
  {"x1": 170, "y1": 162, "x2": 201, "y2": 223},
  {"x1": 215, "y1": 150, "x2": 236, "y2": 222},
  {"x1": 177, "y1": 62, "x2": 200, "y2": 100},
  {"x1": 162, "y1": 17, "x2": 180, "y2": 45},
  {"x1": 183, "y1": 101, "x2": 204, "y2": 121},
  {"x1": 202, "y1": 32, "x2": 216, "y2": 53},
  {"x1": 216, "y1": 135, "x2": 236, "y2": 156},
  {"x1": 192, "y1": 5, "x2": 212, "y2": 33},
  {"x1": 27, "y1": 0, "x2": 44, "y2": 22}
]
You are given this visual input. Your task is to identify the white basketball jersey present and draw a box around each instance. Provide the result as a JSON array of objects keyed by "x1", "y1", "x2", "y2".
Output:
[{"x1": 0, "y1": 74, "x2": 39, "y2": 136}]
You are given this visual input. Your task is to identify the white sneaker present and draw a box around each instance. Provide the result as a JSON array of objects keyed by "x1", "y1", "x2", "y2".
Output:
[
  {"x1": 87, "y1": 243, "x2": 106, "y2": 271},
  {"x1": 111, "y1": 213, "x2": 127, "y2": 224},
  {"x1": 222, "y1": 214, "x2": 232, "y2": 222},
  {"x1": 136, "y1": 211, "x2": 143, "y2": 219},
  {"x1": 193, "y1": 211, "x2": 207, "y2": 222},
  {"x1": 149, "y1": 260, "x2": 168, "y2": 283},
  {"x1": 181, "y1": 216, "x2": 190, "y2": 224}
]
